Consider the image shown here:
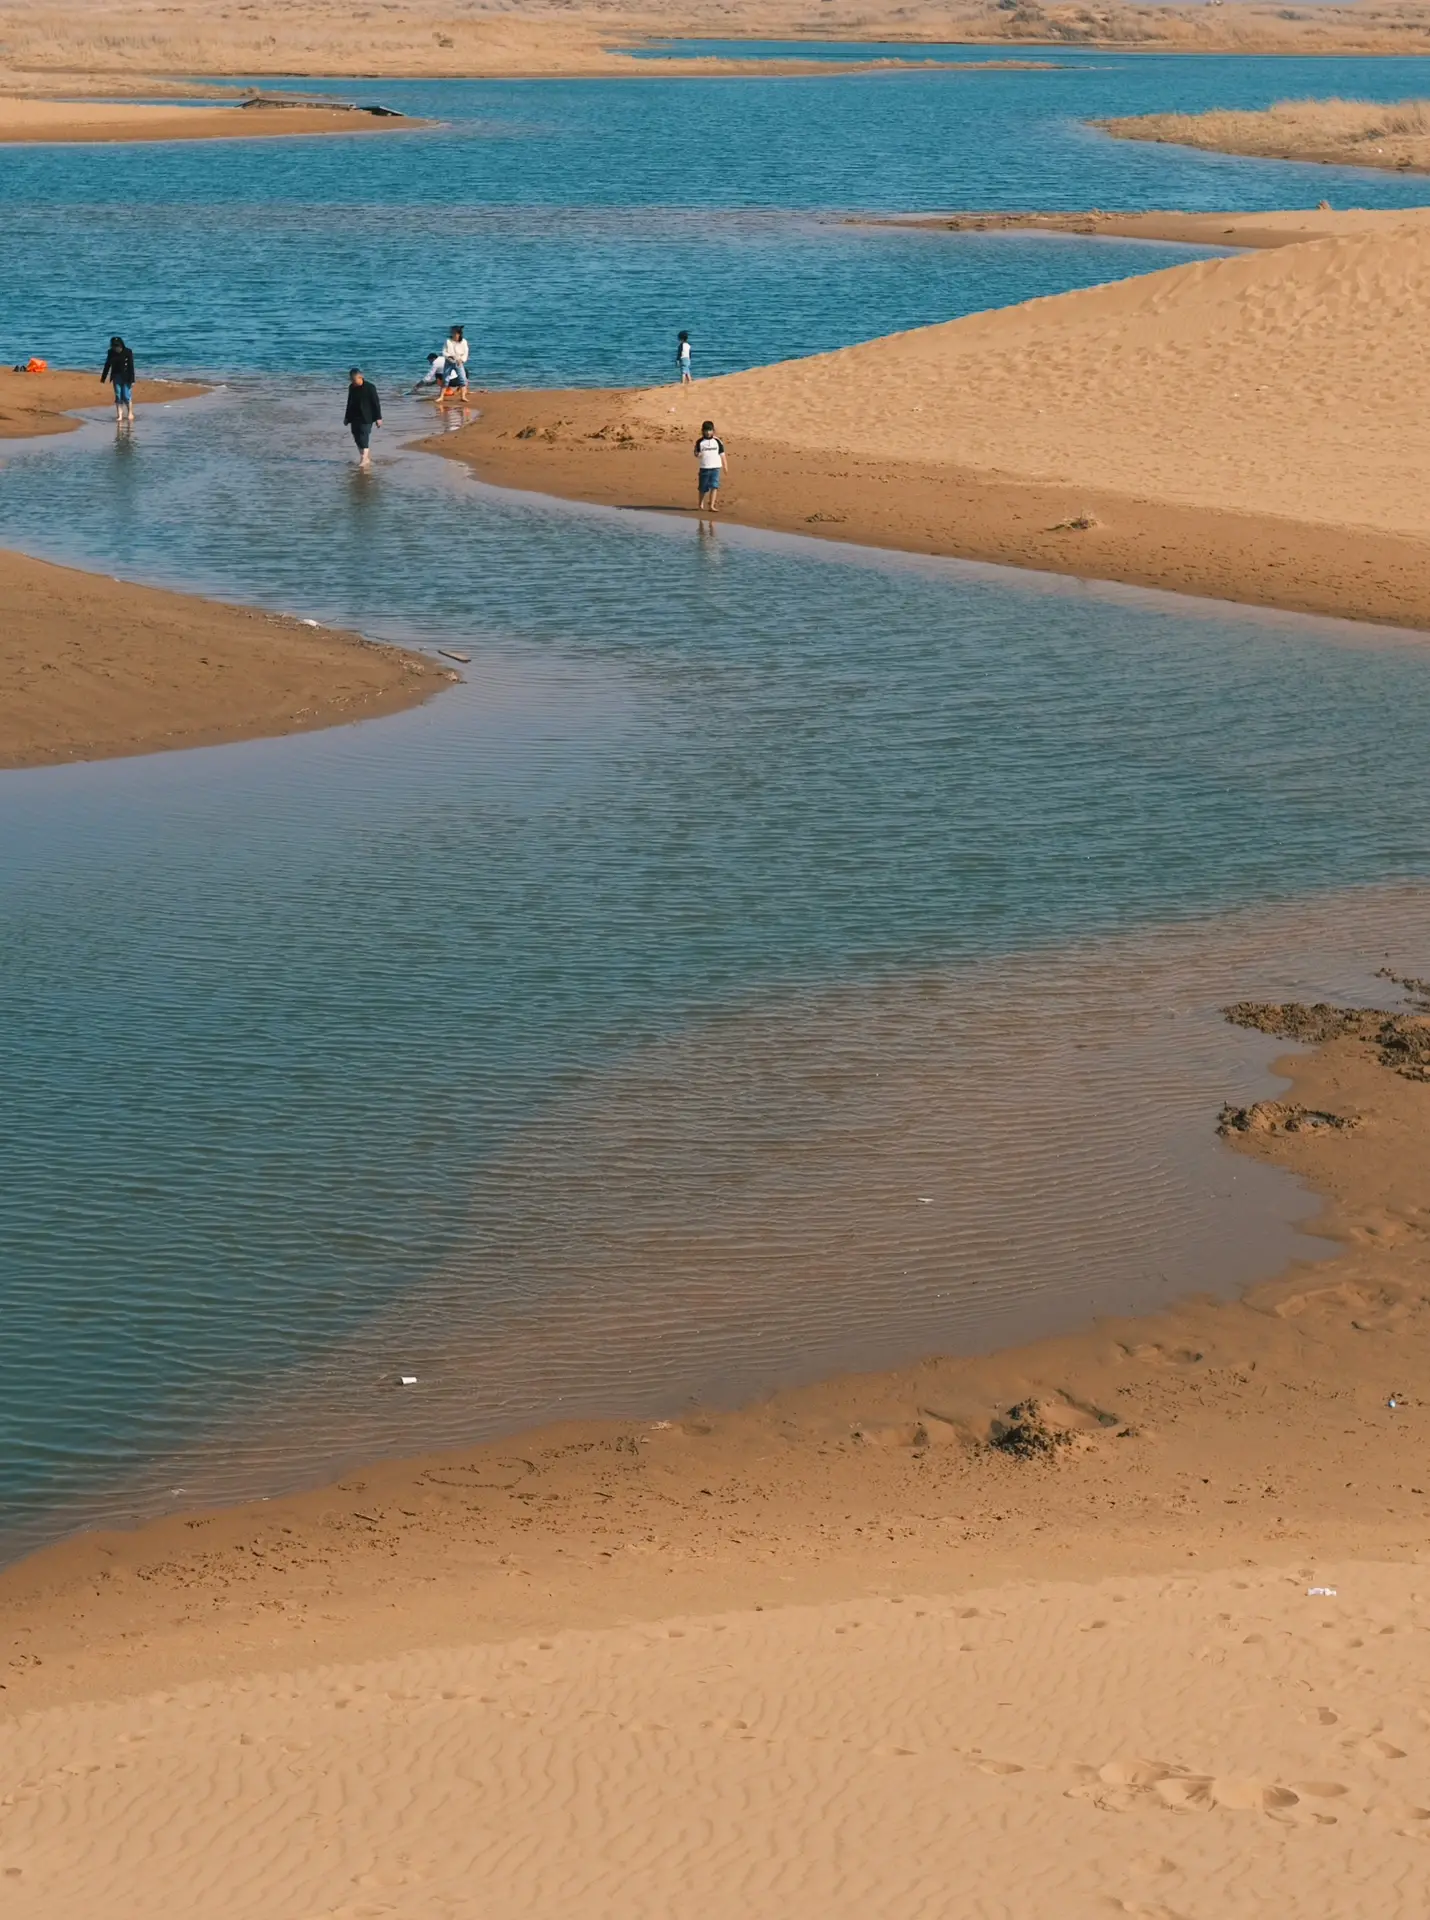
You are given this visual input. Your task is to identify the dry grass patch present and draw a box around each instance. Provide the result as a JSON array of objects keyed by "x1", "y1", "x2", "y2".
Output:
[{"x1": 1102, "y1": 95, "x2": 1430, "y2": 173}]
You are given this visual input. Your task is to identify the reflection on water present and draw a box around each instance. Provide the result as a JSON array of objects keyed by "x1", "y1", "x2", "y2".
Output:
[{"x1": 4, "y1": 386, "x2": 1430, "y2": 1554}]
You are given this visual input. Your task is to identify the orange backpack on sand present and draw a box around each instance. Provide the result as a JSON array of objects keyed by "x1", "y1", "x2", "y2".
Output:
[{"x1": 23, "y1": 357, "x2": 48, "y2": 374}]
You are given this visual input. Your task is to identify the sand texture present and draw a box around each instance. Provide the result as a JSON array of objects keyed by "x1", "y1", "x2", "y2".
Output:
[
  {"x1": 0, "y1": 96, "x2": 415, "y2": 142},
  {"x1": 5, "y1": 1010, "x2": 1430, "y2": 1911},
  {"x1": 1105, "y1": 95, "x2": 1430, "y2": 173},
  {"x1": 436, "y1": 213, "x2": 1430, "y2": 627},
  {"x1": 8, "y1": 1562, "x2": 1430, "y2": 1919}
]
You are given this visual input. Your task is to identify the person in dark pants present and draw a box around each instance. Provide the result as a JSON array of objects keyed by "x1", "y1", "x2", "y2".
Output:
[
  {"x1": 101, "y1": 335, "x2": 136, "y2": 422},
  {"x1": 344, "y1": 367, "x2": 382, "y2": 467}
]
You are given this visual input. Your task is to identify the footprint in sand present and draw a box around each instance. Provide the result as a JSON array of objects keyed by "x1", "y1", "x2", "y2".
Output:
[{"x1": 1072, "y1": 1760, "x2": 1320, "y2": 1820}]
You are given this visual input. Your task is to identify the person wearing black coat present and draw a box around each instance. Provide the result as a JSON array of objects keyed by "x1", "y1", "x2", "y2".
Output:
[
  {"x1": 101, "y1": 336, "x2": 136, "y2": 422},
  {"x1": 344, "y1": 368, "x2": 382, "y2": 467}
]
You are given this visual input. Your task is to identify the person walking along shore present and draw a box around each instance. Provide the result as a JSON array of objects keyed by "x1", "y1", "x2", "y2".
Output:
[
  {"x1": 344, "y1": 367, "x2": 382, "y2": 467},
  {"x1": 101, "y1": 335, "x2": 135, "y2": 422}
]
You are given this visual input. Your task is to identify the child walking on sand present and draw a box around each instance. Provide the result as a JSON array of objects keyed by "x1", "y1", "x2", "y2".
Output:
[
  {"x1": 100, "y1": 336, "x2": 135, "y2": 422},
  {"x1": 695, "y1": 420, "x2": 726, "y2": 512},
  {"x1": 676, "y1": 330, "x2": 692, "y2": 383}
]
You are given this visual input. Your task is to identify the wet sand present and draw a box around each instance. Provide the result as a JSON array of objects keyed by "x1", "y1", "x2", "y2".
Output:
[
  {"x1": 0, "y1": 373, "x2": 450, "y2": 765},
  {"x1": 880, "y1": 206, "x2": 1430, "y2": 248},
  {"x1": 0, "y1": 365, "x2": 208, "y2": 437},
  {"x1": 4, "y1": 1005, "x2": 1430, "y2": 1913},
  {"x1": 430, "y1": 212, "x2": 1430, "y2": 630}
]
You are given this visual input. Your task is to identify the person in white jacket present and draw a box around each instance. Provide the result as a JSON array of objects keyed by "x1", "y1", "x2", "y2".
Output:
[{"x1": 442, "y1": 325, "x2": 469, "y2": 388}]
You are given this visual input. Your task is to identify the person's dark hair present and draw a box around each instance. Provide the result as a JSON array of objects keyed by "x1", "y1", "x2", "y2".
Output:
[
  {"x1": 451, "y1": 324, "x2": 464, "y2": 336},
  {"x1": 678, "y1": 330, "x2": 689, "y2": 341},
  {"x1": 701, "y1": 420, "x2": 714, "y2": 435},
  {"x1": 349, "y1": 366, "x2": 362, "y2": 379},
  {"x1": 110, "y1": 335, "x2": 124, "y2": 349},
  {"x1": 426, "y1": 352, "x2": 438, "y2": 362}
]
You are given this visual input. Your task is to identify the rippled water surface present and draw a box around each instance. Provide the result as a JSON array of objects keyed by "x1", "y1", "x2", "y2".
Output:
[{"x1": 4, "y1": 59, "x2": 1430, "y2": 1553}]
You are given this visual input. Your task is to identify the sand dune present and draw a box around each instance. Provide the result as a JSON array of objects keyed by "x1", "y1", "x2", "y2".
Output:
[
  {"x1": 7, "y1": 1562, "x2": 1430, "y2": 1919},
  {"x1": 626, "y1": 219, "x2": 1430, "y2": 539},
  {"x1": 442, "y1": 212, "x2": 1430, "y2": 623}
]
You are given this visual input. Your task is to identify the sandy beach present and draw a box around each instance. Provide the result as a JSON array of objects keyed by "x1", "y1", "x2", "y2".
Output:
[
  {"x1": 4, "y1": 1002, "x2": 1430, "y2": 1913},
  {"x1": 0, "y1": 373, "x2": 450, "y2": 764},
  {"x1": 432, "y1": 210, "x2": 1430, "y2": 629}
]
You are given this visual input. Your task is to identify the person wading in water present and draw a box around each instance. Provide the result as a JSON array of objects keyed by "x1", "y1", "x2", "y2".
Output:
[
  {"x1": 344, "y1": 367, "x2": 382, "y2": 468},
  {"x1": 100, "y1": 335, "x2": 136, "y2": 423}
]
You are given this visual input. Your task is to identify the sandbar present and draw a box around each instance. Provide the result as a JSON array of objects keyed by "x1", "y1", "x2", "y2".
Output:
[
  {"x1": 0, "y1": 95, "x2": 416, "y2": 143},
  {"x1": 430, "y1": 212, "x2": 1430, "y2": 629},
  {"x1": 4, "y1": 1004, "x2": 1430, "y2": 1915},
  {"x1": 0, "y1": 372, "x2": 450, "y2": 765},
  {"x1": 879, "y1": 204, "x2": 1430, "y2": 248},
  {"x1": 0, "y1": 364, "x2": 207, "y2": 436},
  {"x1": 1103, "y1": 95, "x2": 1430, "y2": 174}
]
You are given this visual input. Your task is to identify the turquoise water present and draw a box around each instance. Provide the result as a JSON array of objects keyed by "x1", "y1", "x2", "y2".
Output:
[
  {"x1": 5, "y1": 57, "x2": 1430, "y2": 379},
  {"x1": 4, "y1": 61, "x2": 1430, "y2": 1554}
]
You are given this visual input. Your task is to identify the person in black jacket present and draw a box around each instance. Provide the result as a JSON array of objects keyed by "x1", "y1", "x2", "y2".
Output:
[
  {"x1": 101, "y1": 336, "x2": 136, "y2": 422},
  {"x1": 344, "y1": 367, "x2": 382, "y2": 467}
]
